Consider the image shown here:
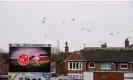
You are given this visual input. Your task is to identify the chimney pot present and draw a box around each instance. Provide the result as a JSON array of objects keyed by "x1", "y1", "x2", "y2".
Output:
[
  {"x1": 65, "y1": 42, "x2": 69, "y2": 53},
  {"x1": 125, "y1": 38, "x2": 129, "y2": 48}
]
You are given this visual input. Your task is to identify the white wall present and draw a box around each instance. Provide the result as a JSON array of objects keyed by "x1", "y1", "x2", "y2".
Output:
[
  {"x1": 51, "y1": 76, "x2": 73, "y2": 80},
  {"x1": 83, "y1": 72, "x2": 93, "y2": 80},
  {"x1": 124, "y1": 72, "x2": 133, "y2": 80}
]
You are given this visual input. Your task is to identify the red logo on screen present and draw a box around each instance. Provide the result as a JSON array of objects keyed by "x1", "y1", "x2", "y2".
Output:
[{"x1": 18, "y1": 54, "x2": 29, "y2": 66}]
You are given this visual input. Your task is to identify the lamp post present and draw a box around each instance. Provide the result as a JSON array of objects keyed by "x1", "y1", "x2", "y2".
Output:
[
  {"x1": 56, "y1": 40, "x2": 59, "y2": 53},
  {"x1": 84, "y1": 43, "x2": 86, "y2": 48},
  {"x1": 84, "y1": 41, "x2": 86, "y2": 48}
]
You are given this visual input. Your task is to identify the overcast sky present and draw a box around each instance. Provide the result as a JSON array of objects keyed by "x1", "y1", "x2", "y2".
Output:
[{"x1": 0, "y1": 1, "x2": 133, "y2": 52}]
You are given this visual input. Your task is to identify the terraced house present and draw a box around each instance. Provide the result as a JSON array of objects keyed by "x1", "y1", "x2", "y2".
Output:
[{"x1": 55, "y1": 39, "x2": 133, "y2": 80}]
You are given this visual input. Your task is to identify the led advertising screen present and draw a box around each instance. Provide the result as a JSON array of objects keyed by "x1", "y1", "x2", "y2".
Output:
[{"x1": 9, "y1": 44, "x2": 51, "y2": 72}]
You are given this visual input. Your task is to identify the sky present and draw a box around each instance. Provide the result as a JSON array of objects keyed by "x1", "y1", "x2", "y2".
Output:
[{"x1": 0, "y1": 1, "x2": 133, "y2": 52}]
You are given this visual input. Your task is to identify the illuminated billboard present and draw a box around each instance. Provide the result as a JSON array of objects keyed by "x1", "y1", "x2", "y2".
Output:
[{"x1": 9, "y1": 44, "x2": 51, "y2": 72}]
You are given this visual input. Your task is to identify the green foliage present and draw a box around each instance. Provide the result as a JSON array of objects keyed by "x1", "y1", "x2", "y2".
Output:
[
  {"x1": 51, "y1": 53, "x2": 58, "y2": 62},
  {"x1": 0, "y1": 53, "x2": 9, "y2": 63},
  {"x1": 51, "y1": 52, "x2": 66, "y2": 62}
]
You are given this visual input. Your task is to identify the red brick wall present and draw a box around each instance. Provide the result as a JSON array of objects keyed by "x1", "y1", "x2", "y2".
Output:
[
  {"x1": 94, "y1": 72, "x2": 124, "y2": 80},
  {"x1": 117, "y1": 63, "x2": 129, "y2": 71},
  {"x1": 64, "y1": 53, "x2": 85, "y2": 61},
  {"x1": 65, "y1": 53, "x2": 86, "y2": 74},
  {"x1": 56, "y1": 62, "x2": 64, "y2": 74},
  {"x1": 0, "y1": 58, "x2": 8, "y2": 72},
  {"x1": 87, "y1": 62, "x2": 133, "y2": 71},
  {"x1": 129, "y1": 63, "x2": 133, "y2": 71},
  {"x1": 64, "y1": 62, "x2": 68, "y2": 76}
]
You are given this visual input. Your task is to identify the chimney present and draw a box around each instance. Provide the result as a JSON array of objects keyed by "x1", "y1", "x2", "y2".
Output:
[
  {"x1": 65, "y1": 42, "x2": 69, "y2": 53},
  {"x1": 125, "y1": 38, "x2": 129, "y2": 48},
  {"x1": 101, "y1": 43, "x2": 107, "y2": 48}
]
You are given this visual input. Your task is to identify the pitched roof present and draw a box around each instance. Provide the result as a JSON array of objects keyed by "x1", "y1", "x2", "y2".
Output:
[
  {"x1": 80, "y1": 48, "x2": 133, "y2": 62},
  {"x1": 83, "y1": 47, "x2": 133, "y2": 50},
  {"x1": 129, "y1": 44, "x2": 133, "y2": 48},
  {"x1": 55, "y1": 53, "x2": 72, "y2": 62}
]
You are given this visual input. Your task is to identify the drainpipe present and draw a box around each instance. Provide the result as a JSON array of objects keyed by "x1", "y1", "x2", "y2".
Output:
[
  {"x1": 116, "y1": 63, "x2": 117, "y2": 71},
  {"x1": 128, "y1": 63, "x2": 130, "y2": 71}
]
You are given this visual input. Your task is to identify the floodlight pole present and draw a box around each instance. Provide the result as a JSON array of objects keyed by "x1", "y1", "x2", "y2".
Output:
[
  {"x1": 56, "y1": 40, "x2": 59, "y2": 53},
  {"x1": 84, "y1": 43, "x2": 86, "y2": 48}
]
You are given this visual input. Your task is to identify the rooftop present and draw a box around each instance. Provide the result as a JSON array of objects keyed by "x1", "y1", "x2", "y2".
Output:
[{"x1": 83, "y1": 47, "x2": 133, "y2": 51}]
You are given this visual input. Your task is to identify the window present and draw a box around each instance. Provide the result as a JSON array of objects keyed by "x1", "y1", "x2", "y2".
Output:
[
  {"x1": 89, "y1": 62, "x2": 95, "y2": 68},
  {"x1": 101, "y1": 63, "x2": 111, "y2": 69},
  {"x1": 70, "y1": 63, "x2": 72, "y2": 69},
  {"x1": 76, "y1": 63, "x2": 79, "y2": 69},
  {"x1": 68, "y1": 62, "x2": 82, "y2": 70},
  {"x1": 73, "y1": 63, "x2": 75, "y2": 69},
  {"x1": 132, "y1": 63, "x2": 133, "y2": 68},
  {"x1": 68, "y1": 74, "x2": 83, "y2": 79},
  {"x1": 120, "y1": 63, "x2": 128, "y2": 69}
]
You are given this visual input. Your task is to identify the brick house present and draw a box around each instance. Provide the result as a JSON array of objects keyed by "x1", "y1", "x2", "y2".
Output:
[
  {"x1": 56, "y1": 52, "x2": 85, "y2": 80},
  {"x1": 81, "y1": 48, "x2": 133, "y2": 72},
  {"x1": 0, "y1": 55, "x2": 8, "y2": 72},
  {"x1": 55, "y1": 40, "x2": 133, "y2": 80},
  {"x1": 55, "y1": 48, "x2": 133, "y2": 80}
]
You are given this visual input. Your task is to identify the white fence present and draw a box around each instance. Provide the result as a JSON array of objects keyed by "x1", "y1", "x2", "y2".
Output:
[
  {"x1": 9, "y1": 72, "x2": 51, "y2": 80},
  {"x1": 83, "y1": 71, "x2": 133, "y2": 80},
  {"x1": 51, "y1": 76, "x2": 73, "y2": 80}
]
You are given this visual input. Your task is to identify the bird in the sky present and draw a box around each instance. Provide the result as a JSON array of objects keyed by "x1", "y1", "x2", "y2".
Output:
[
  {"x1": 86, "y1": 29, "x2": 91, "y2": 32},
  {"x1": 110, "y1": 33, "x2": 113, "y2": 36},
  {"x1": 43, "y1": 21, "x2": 45, "y2": 23},
  {"x1": 45, "y1": 34, "x2": 47, "y2": 37},
  {"x1": 132, "y1": 31, "x2": 133, "y2": 32},
  {"x1": 53, "y1": 29, "x2": 55, "y2": 32},
  {"x1": 72, "y1": 18, "x2": 75, "y2": 21},
  {"x1": 76, "y1": 5, "x2": 79, "y2": 8},
  {"x1": 62, "y1": 21, "x2": 65, "y2": 23},
  {"x1": 82, "y1": 28, "x2": 84, "y2": 30},
  {"x1": 117, "y1": 32, "x2": 119, "y2": 34},
  {"x1": 43, "y1": 17, "x2": 45, "y2": 20}
]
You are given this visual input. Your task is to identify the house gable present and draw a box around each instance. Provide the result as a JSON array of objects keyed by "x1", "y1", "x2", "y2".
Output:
[{"x1": 63, "y1": 52, "x2": 86, "y2": 61}]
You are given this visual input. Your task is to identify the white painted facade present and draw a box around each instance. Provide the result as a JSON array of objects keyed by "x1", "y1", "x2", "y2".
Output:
[
  {"x1": 124, "y1": 72, "x2": 133, "y2": 80},
  {"x1": 83, "y1": 71, "x2": 133, "y2": 80},
  {"x1": 83, "y1": 72, "x2": 93, "y2": 80}
]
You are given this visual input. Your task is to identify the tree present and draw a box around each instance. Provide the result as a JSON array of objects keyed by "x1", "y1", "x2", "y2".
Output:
[{"x1": 51, "y1": 53, "x2": 57, "y2": 62}]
